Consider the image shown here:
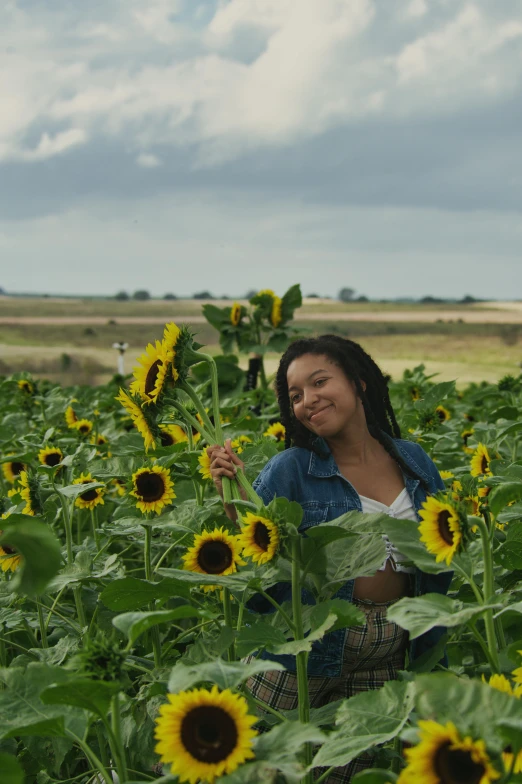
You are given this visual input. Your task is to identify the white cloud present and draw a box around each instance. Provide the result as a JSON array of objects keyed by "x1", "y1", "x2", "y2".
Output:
[{"x1": 136, "y1": 152, "x2": 161, "y2": 167}]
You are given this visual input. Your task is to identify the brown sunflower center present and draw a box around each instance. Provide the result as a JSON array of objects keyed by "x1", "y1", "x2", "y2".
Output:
[
  {"x1": 197, "y1": 541, "x2": 233, "y2": 574},
  {"x1": 160, "y1": 431, "x2": 174, "y2": 447},
  {"x1": 437, "y1": 511, "x2": 454, "y2": 545},
  {"x1": 253, "y1": 522, "x2": 270, "y2": 552},
  {"x1": 437, "y1": 409, "x2": 447, "y2": 421},
  {"x1": 145, "y1": 360, "x2": 162, "y2": 396},
  {"x1": 136, "y1": 472, "x2": 165, "y2": 502},
  {"x1": 11, "y1": 462, "x2": 24, "y2": 477},
  {"x1": 434, "y1": 742, "x2": 485, "y2": 784},
  {"x1": 181, "y1": 706, "x2": 238, "y2": 763},
  {"x1": 80, "y1": 486, "x2": 99, "y2": 502},
  {"x1": 480, "y1": 455, "x2": 489, "y2": 473},
  {"x1": 45, "y1": 452, "x2": 62, "y2": 467},
  {"x1": 79, "y1": 424, "x2": 90, "y2": 434},
  {"x1": 1, "y1": 544, "x2": 17, "y2": 555}
]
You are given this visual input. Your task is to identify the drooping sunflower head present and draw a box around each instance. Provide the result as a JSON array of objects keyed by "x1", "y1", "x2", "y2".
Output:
[
  {"x1": 159, "y1": 424, "x2": 188, "y2": 447},
  {"x1": 183, "y1": 527, "x2": 245, "y2": 588},
  {"x1": 418, "y1": 408, "x2": 440, "y2": 432},
  {"x1": 19, "y1": 471, "x2": 41, "y2": 516},
  {"x1": 116, "y1": 389, "x2": 158, "y2": 452},
  {"x1": 2, "y1": 457, "x2": 26, "y2": 485},
  {"x1": 162, "y1": 322, "x2": 196, "y2": 385},
  {"x1": 73, "y1": 472, "x2": 105, "y2": 510},
  {"x1": 154, "y1": 685, "x2": 257, "y2": 784},
  {"x1": 131, "y1": 340, "x2": 171, "y2": 405},
  {"x1": 263, "y1": 422, "x2": 286, "y2": 442},
  {"x1": 38, "y1": 446, "x2": 64, "y2": 468},
  {"x1": 436, "y1": 405, "x2": 451, "y2": 423},
  {"x1": 230, "y1": 302, "x2": 243, "y2": 327},
  {"x1": 471, "y1": 443, "x2": 492, "y2": 477},
  {"x1": 130, "y1": 466, "x2": 176, "y2": 515},
  {"x1": 197, "y1": 451, "x2": 212, "y2": 481},
  {"x1": 398, "y1": 720, "x2": 500, "y2": 784},
  {"x1": 17, "y1": 379, "x2": 35, "y2": 395},
  {"x1": 65, "y1": 404, "x2": 78, "y2": 427},
  {"x1": 70, "y1": 633, "x2": 127, "y2": 682},
  {"x1": 74, "y1": 419, "x2": 94, "y2": 436},
  {"x1": 418, "y1": 495, "x2": 463, "y2": 566},
  {"x1": 237, "y1": 512, "x2": 280, "y2": 565}
]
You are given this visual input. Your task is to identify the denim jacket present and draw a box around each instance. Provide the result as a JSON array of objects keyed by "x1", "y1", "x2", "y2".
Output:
[{"x1": 250, "y1": 435, "x2": 453, "y2": 677}]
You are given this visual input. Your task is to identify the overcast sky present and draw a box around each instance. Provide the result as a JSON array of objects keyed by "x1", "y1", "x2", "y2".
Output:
[{"x1": 1, "y1": 0, "x2": 521, "y2": 300}]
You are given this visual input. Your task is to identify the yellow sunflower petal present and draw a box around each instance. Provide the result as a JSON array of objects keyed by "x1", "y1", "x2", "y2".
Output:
[
  {"x1": 418, "y1": 495, "x2": 462, "y2": 566},
  {"x1": 237, "y1": 513, "x2": 280, "y2": 565},
  {"x1": 130, "y1": 466, "x2": 176, "y2": 514}
]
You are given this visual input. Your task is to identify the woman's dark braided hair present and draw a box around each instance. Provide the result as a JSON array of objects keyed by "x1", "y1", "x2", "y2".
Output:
[{"x1": 275, "y1": 335, "x2": 428, "y2": 488}]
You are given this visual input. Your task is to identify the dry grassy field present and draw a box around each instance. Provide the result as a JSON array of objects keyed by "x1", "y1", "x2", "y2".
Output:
[{"x1": 1, "y1": 297, "x2": 521, "y2": 387}]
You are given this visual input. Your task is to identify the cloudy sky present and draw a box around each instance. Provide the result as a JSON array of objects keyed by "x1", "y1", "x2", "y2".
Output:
[{"x1": 1, "y1": 0, "x2": 521, "y2": 300}]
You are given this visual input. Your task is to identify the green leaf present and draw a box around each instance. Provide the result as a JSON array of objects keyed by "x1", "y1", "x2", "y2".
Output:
[
  {"x1": 352, "y1": 772, "x2": 398, "y2": 784},
  {"x1": 377, "y1": 517, "x2": 452, "y2": 575},
  {"x1": 415, "y1": 673, "x2": 522, "y2": 751},
  {"x1": 167, "y1": 658, "x2": 286, "y2": 693},
  {"x1": 100, "y1": 577, "x2": 191, "y2": 610},
  {"x1": 0, "y1": 663, "x2": 87, "y2": 739},
  {"x1": 310, "y1": 600, "x2": 365, "y2": 634},
  {"x1": 387, "y1": 594, "x2": 502, "y2": 639},
  {"x1": 408, "y1": 633, "x2": 448, "y2": 673},
  {"x1": 490, "y1": 483, "x2": 522, "y2": 516},
  {"x1": 235, "y1": 621, "x2": 288, "y2": 659},
  {"x1": 157, "y1": 567, "x2": 256, "y2": 591},
  {"x1": 202, "y1": 303, "x2": 230, "y2": 330},
  {"x1": 58, "y1": 481, "x2": 105, "y2": 499},
  {"x1": 41, "y1": 679, "x2": 120, "y2": 718},
  {"x1": 0, "y1": 516, "x2": 62, "y2": 596},
  {"x1": 280, "y1": 284, "x2": 302, "y2": 322},
  {"x1": 113, "y1": 607, "x2": 200, "y2": 645},
  {"x1": 312, "y1": 680, "x2": 416, "y2": 768},
  {"x1": 272, "y1": 614, "x2": 338, "y2": 655},
  {"x1": 494, "y1": 541, "x2": 522, "y2": 570},
  {"x1": 317, "y1": 534, "x2": 387, "y2": 598},
  {"x1": 0, "y1": 753, "x2": 24, "y2": 784}
]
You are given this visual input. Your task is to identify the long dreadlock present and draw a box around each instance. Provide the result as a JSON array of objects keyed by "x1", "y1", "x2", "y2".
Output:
[{"x1": 275, "y1": 335, "x2": 428, "y2": 488}]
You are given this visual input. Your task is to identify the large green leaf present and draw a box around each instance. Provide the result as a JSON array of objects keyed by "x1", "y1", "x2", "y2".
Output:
[
  {"x1": 58, "y1": 481, "x2": 105, "y2": 499},
  {"x1": 41, "y1": 678, "x2": 120, "y2": 718},
  {"x1": 415, "y1": 673, "x2": 522, "y2": 751},
  {"x1": 235, "y1": 621, "x2": 288, "y2": 659},
  {"x1": 167, "y1": 658, "x2": 286, "y2": 693},
  {"x1": 317, "y1": 535, "x2": 387, "y2": 598},
  {"x1": 0, "y1": 753, "x2": 24, "y2": 784},
  {"x1": 0, "y1": 516, "x2": 62, "y2": 596},
  {"x1": 377, "y1": 517, "x2": 453, "y2": 575},
  {"x1": 387, "y1": 594, "x2": 502, "y2": 639},
  {"x1": 0, "y1": 664, "x2": 87, "y2": 739},
  {"x1": 272, "y1": 614, "x2": 337, "y2": 655},
  {"x1": 100, "y1": 577, "x2": 191, "y2": 610},
  {"x1": 312, "y1": 680, "x2": 416, "y2": 768},
  {"x1": 490, "y1": 482, "x2": 522, "y2": 516},
  {"x1": 310, "y1": 600, "x2": 365, "y2": 634},
  {"x1": 113, "y1": 607, "x2": 201, "y2": 645}
]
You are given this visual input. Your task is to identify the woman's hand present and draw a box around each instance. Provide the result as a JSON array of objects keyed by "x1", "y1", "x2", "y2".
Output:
[{"x1": 207, "y1": 439, "x2": 246, "y2": 522}]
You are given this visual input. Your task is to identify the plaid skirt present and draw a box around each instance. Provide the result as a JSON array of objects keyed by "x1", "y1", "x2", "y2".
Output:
[{"x1": 246, "y1": 597, "x2": 408, "y2": 783}]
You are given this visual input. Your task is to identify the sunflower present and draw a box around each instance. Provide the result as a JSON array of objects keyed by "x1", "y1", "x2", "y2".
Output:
[
  {"x1": 19, "y1": 471, "x2": 40, "y2": 516},
  {"x1": 410, "y1": 386, "x2": 421, "y2": 401},
  {"x1": 162, "y1": 322, "x2": 181, "y2": 382},
  {"x1": 0, "y1": 544, "x2": 22, "y2": 573},
  {"x1": 482, "y1": 673, "x2": 522, "y2": 697},
  {"x1": 231, "y1": 435, "x2": 252, "y2": 454},
  {"x1": 465, "y1": 495, "x2": 481, "y2": 517},
  {"x1": 230, "y1": 302, "x2": 242, "y2": 326},
  {"x1": 154, "y1": 685, "x2": 257, "y2": 784},
  {"x1": 198, "y1": 451, "x2": 212, "y2": 481},
  {"x1": 91, "y1": 434, "x2": 109, "y2": 447},
  {"x1": 435, "y1": 405, "x2": 451, "y2": 423},
  {"x1": 74, "y1": 419, "x2": 93, "y2": 436},
  {"x1": 2, "y1": 458, "x2": 26, "y2": 485},
  {"x1": 439, "y1": 470, "x2": 454, "y2": 480},
  {"x1": 38, "y1": 446, "x2": 63, "y2": 468},
  {"x1": 65, "y1": 405, "x2": 78, "y2": 427},
  {"x1": 263, "y1": 422, "x2": 285, "y2": 442},
  {"x1": 237, "y1": 512, "x2": 280, "y2": 565},
  {"x1": 73, "y1": 472, "x2": 105, "y2": 511},
  {"x1": 131, "y1": 340, "x2": 170, "y2": 404},
  {"x1": 462, "y1": 429, "x2": 474, "y2": 453},
  {"x1": 270, "y1": 296, "x2": 283, "y2": 328},
  {"x1": 183, "y1": 528, "x2": 245, "y2": 591},
  {"x1": 17, "y1": 379, "x2": 34, "y2": 395},
  {"x1": 471, "y1": 443, "x2": 492, "y2": 477},
  {"x1": 130, "y1": 466, "x2": 175, "y2": 514},
  {"x1": 418, "y1": 496, "x2": 462, "y2": 566},
  {"x1": 116, "y1": 389, "x2": 157, "y2": 451},
  {"x1": 159, "y1": 424, "x2": 188, "y2": 447},
  {"x1": 112, "y1": 478, "x2": 126, "y2": 497},
  {"x1": 397, "y1": 720, "x2": 500, "y2": 784}
]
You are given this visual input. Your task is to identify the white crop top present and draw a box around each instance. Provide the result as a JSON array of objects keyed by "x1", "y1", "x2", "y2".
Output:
[{"x1": 359, "y1": 488, "x2": 417, "y2": 575}]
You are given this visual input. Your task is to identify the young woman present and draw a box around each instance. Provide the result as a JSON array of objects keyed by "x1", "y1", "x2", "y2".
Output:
[{"x1": 208, "y1": 335, "x2": 452, "y2": 782}]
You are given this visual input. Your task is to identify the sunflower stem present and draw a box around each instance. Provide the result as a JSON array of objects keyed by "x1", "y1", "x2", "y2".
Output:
[
  {"x1": 256, "y1": 589, "x2": 297, "y2": 634},
  {"x1": 66, "y1": 730, "x2": 113, "y2": 784},
  {"x1": 54, "y1": 477, "x2": 74, "y2": 565},
  {"x1": 222, "y1": 587, "x2": 236, "y2": 661},
  {"x1": 36, "y1": 598, "x2": 48, "y2": 648},
  {"x1": 180, "y1": 380, "x2": 217, "y2": 441},
  {"x1": 73, "y1": 585, "x2": 87, "y2": 632},
  {"x1": 475, "y1": 515, "x2": 500, "y2": 673},
  {"x1": 110, "y1": 693, "x2": 129, "y2": 783},
  {"x1": 291, "y1": 536, "x2": 313, "y2": 783},
  {"x1": 468, "y1": 620, "x2": 498, "y2": 672},
  {"x1": 234, "y1": 468, "x2": 263, "y2": 507},
  {"x1": 90, "y1": 508, "x2": 100, "y2": 550},
  {"x1": 171, "y1": 400, "x2": 215, "y2": 444},
  {"x1": 144, "y1": 525, "x2": 162, "y2": 668}
]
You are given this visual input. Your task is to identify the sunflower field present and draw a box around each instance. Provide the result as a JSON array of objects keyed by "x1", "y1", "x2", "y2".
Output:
[{"x1": 1, "y1": 285, "x2": 522, "y2": 784}]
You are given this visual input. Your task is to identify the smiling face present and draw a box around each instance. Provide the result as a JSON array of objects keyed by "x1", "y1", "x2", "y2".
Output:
[{"x1": 287, "y1": 353, "x2": 367, "y2": 441}]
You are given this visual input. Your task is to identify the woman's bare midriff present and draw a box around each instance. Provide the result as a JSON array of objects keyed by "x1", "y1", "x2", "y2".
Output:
[{"x1": 353, "y1": 559, "x2": 412, "y2": 602}]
